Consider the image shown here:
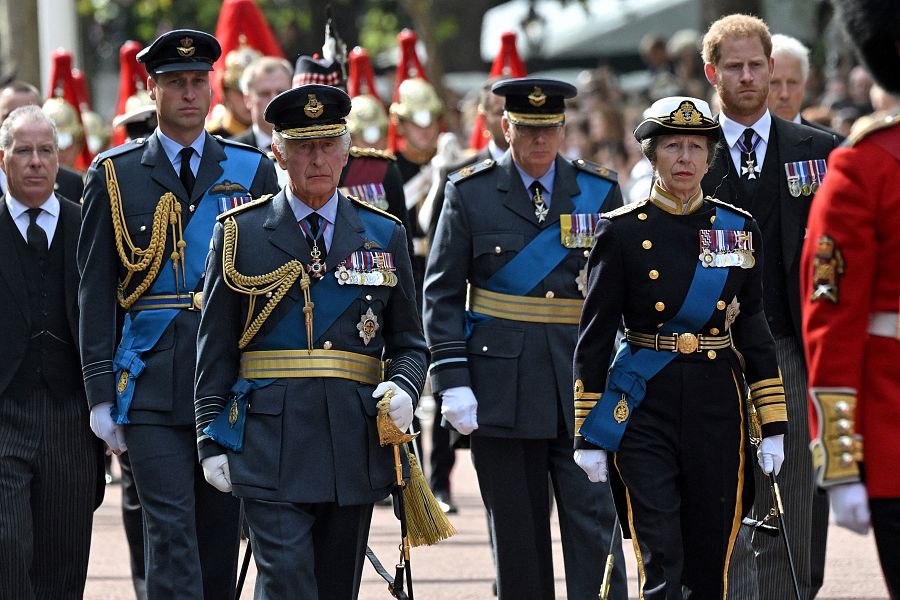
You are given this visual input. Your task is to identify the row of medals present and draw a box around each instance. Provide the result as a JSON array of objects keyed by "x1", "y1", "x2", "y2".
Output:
[
  {"x1": 699, "y1": 249, "x2": 755, "y2": 269},
  {"x1": 334, "y1": 264, "x2": 398, "y2": 287}
]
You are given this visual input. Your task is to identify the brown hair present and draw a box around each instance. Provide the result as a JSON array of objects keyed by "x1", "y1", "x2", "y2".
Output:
[{"x1": 702, "y1": 14, "x2": 772, "y2": 65}]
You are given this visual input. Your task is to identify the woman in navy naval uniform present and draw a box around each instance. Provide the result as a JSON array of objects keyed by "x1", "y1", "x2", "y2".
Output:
[{"x1": 572, "y1": 97, "x2": 788, "y2": 599}]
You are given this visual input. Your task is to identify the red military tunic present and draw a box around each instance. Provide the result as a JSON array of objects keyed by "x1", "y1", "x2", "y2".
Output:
[{"x1": 801, "y1": 114, "x2": 900, "y2": 498}]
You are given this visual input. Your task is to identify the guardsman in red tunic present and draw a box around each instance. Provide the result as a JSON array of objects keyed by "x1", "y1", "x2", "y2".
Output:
[{"x1": 801, "y1": 1, "x2": 900, "y2": 595}]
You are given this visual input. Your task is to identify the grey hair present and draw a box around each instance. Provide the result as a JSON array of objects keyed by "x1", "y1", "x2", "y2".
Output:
[
  {"x1": 271, "y1": 129, "x2": 351, "y2": 157},
  {"x1": 771, "y1": 34, "x2": 810, "y2": 82},
  {"x1": 640, "y1": 134, "x2": 721, "y2": 168},
  {"x1": 239, "y1": 56, "x2": 293, "y2": 95},
  {"x1": 0, "y1": 105, "x2": 58, "y2": 151}
]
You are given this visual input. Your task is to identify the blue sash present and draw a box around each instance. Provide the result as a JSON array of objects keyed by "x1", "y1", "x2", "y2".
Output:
[
  {"x1": 578, "y1": 206, "x2": 744, "y2": 450},
  {"x1": 465, "y1": 172, "x2": 612, "y2": 336},
  {"x1": 203, "y1": 206, "x2": 396, "y2": 450},
  {"x1": 112, "y1": 146, "x2": 262, "y2": 423}
]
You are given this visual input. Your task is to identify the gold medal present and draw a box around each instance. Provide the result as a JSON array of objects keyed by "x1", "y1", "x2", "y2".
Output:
[
  {"x1": 229, "y1": 397, "x2": 239, "y2": 426},
  {"x1": 614, "y1": 395, "x2": 630, "y2": 423},
  {"x1": 117, "y1": 371, "x2": 129, "y2": 394}
]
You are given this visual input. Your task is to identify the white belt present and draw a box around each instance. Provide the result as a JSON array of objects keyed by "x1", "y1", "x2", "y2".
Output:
[{"x1": 869, "y1": 312, "x2": 899, "y2": 339}]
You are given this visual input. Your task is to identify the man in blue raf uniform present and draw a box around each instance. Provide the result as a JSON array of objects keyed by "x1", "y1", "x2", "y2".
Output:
[
  {"x1": 423, "y1": 77, "x2": 626, "y2": 600},
  {"x1": 194, "y1": 84, "x2": 427, "y2": 598},
  {"x1": 78, "y1": 29, "x2": 278, "y2": 599}
]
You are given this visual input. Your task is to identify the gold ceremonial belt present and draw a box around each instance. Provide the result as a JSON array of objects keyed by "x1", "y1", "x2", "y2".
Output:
[
  {"x1": 239, "y1": 349, "x2": 383, "y2": 385},
  {"x1": 130, "y1": 292, "x2": 203, "y2": 312},
  {"x1": 625, "y1": 329, "x2": 732, "y2": 354},
  {"x1": 468, "y1": 286, "x2": 583, "y2": 325}
]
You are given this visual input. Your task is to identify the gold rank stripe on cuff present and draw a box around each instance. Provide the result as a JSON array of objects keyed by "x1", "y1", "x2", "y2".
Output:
[
  {"x1": 748, "y1": 376, "x2": 783, "y2": 392},
  {"x1": 574, "y1": 400, "x2": 597, "y2": 438},
  {"x1": 468, "y1": 286, "x2": 583, "y2": 325},
  {"x1": 239, "y1": 349, "x2": 383, "y2": 385},
  {"x1": 749, "y1": 374, "x2": 787, "y2": 425}
]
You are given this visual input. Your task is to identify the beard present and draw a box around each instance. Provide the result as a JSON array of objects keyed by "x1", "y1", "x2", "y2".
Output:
[{"x1": 717, "y1": 81, "x2": 768, "y2": 119}]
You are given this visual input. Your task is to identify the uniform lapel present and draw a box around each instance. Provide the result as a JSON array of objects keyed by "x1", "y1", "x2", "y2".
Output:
[
  {"x1": 327, "y1": 194, "x2": 366, "y2": 266},
  {"x1": 498, "y1": 153, "x2": 540, "y2": 226},
  {"x1": 60, "y1": 198, "x2": 81, "y2": 341},
  {"x1": 0, "y1": 200, "x2": 30, "y2": 323},
  {"x1": 142, "y1": 132, "x2": 185, "y2": 201},
  {"x1": 264, "y1": 190, "x2": 309, "y2": 262},
  {"x1": 191, "y1": 133, "x2": 226, "y2": 203},
  {"x1": 546, "y1": 157, "x2": 577, "y2": 227}
]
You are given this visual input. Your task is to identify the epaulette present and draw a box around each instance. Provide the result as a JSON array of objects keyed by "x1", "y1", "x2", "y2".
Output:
[
  {"x1": 348, "y1": 194, "x2": 401, "y2": 224},
  {"x1": 217, "y1": 194, "x2": 274, "y2": 220},
  {"x1": 216, "y1": 135, "x2": 268, "y2": 156},
  {"x1": 706, "y1": 197, "x2": 753, "y2": 219},
  {"x1": 602, "y1": 198, "x2": 647, "y2": 219},
  {"x1": 92, "y1": 138, "x2": 145, "y2": 165},
  {"x1": 350, "y1": 146, "x2": 397, "y2": 161},
  {"x1": 847, "y1": 111, "x2": 900, "y2": 147},
  {"x1": 572, "y1": 158, "x2": 618, "y2": 183},
  {"x1": 449, "y1": 158, "x2": 495, "y2": 184}
]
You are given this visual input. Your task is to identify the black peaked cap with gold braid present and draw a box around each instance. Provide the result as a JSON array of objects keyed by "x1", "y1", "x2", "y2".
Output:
[
  {"x1": 137, "y1": 29, "x2": 221, "y2": 75},
  {"x1": 491, "y1": 77, "x2": 576, "y2": 127},
  {"x1": 264, "y1": 84, "x2": 351, "y2": 140}
]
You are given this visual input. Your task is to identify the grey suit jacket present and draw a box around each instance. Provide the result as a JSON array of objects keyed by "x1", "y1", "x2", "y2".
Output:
[{"x1": 423, "y1": 153, "x2": 622, "y2": 439}]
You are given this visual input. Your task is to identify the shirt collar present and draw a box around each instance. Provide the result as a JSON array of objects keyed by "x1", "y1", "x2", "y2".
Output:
[
  {"x1": 514, "y1": 158, "x2": 556, "y2": 195},
  {"x1": 252, "y1": 124, "x2": 273, "y2": 150},
  {"x1": 5, "y1": 191, "x2": 60, "y2": 220},
  {"x1": 156, "y1": 128, "x2": 206, "y2": 165},
  {"x1": 287, "y1": 188, "x2": 339, "y2": 225},
  {"x1": 488, "y1": 139, "x2": 507, "y2": 162},
  {"x1": 648, "y1": 183, "x2": 704, "y2": 215},
  {"x1": 719, "y1": 110, "x2": 772, "y2": 149},
  {"x1": 792, "y1": 113, "x2": 802, "y2": 124}
]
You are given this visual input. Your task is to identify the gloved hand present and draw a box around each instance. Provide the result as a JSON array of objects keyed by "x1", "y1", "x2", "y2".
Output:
[
  {"x1": 828, "y1": 482, "x2": 870, "y2": 535},
  {"x1": 373, "y1": 381, "x2": 413, "y2": 431},
  {"x1": 440, "y1": 386, "x2": 478, "y2": 435},
  {"x1": 89, "y1": 401, "x2": 127, "y2": 455},
  {"x1": 574, "y1": 449, "x2": 608, "y2": 483},
  {"x1": 757, "y1": 434, "x2": 785, "y2": 475},
  {"x1": 201, "y1": 454, "x2": 232, "y2": 493}
]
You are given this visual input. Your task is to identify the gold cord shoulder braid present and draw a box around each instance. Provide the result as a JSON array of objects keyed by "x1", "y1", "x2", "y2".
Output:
[{"x1": 221, "y1": 216, "x2": 309, "y2": 348}]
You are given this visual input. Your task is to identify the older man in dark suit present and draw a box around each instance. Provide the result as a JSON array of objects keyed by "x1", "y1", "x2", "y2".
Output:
[
  {"x1": 0, "y1": 105, "x2": 102, "y2": 599},
  {"x1": 700, "y1": 14, "x2": 839, "y2": 600}
]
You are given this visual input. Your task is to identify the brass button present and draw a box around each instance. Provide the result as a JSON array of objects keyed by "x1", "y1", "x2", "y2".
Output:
[
  {"x1": 495, "y1": 246, "x2": 502, "y2": 254},
  {"x1": 365, "y1": 294, "x2": 373, "y2": 301},
  {"x1": 642, "y1": 240, "x2": 652, "y2": 250},
  {"x1": 583, "y1": 250, "x2": 590, "y2": 258},
  {"x1": 710, "y1": 215, "x2": 716, "y2": 224},
  {"x1": 482, "y1": 345, "x2": 488, "y2": 352},
  {"x1": 707, "y1": 350, "x2": 717, "y2": 359},
  {"x1": 655, "y1": 302, "x2": 665, "y2": 312},
  {"x1": 717, "y1": 300, "x2": 726, "y2": 310},
  {"x1": 710, "y1": 328, "x2": 720, "y2": 335},
  {"x1": 545, "y1": 291, "x2": 555, "y2": 299},
  {"x1": 323, "y1": 341, "x2": 333, "y2": 350},
  {"x1": 648, "y1": 270, "x2": 659, "y2": 280},
  {"x1": 638, "y1": 213, "x2": 648, "y2": 221}
]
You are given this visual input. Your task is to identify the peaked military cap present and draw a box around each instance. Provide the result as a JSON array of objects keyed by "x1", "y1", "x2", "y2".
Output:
[
  {"x1": 293, "y1": 55, "x2": 345, "y2": 88},
  {"x1": 491, "y1": 77, "x2": 576, "y2": 127},
  {"x1": 265, "y1": 84, "x2": 351, "y2": 140},
  {"x1": 137, "y1": 29, "x2": 221, "y2": 75},
  {"x1": 633, "y1": 96, "x2": 720, "y2": 142}
]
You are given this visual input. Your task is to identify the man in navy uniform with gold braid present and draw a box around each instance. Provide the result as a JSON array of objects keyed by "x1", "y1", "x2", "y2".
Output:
[
  {"x1": 194, "y1": 84, "x2": 427, "y2": 598},
  {"x1": 573, "y1": 96, "x2": 788, "y2": 598},
  {"x1": 77, "y1": 29, "x2": 278, "y2": 599},
  {"x1": 423, "y1": 77, "x2": 626, "y2": 599}
]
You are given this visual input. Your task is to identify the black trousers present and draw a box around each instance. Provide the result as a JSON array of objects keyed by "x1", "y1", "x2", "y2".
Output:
[
  {"x1": 429, "y1": 393, "x2": 456, "y2": 493},
  {"x1": 614, "y1": 358, "x2": 749, "y2": 600},
  {"x1": 125, "y1": 424, "x2": 241, "y2": 600},
  {"x1": 243, "y1": 498, "x2": 373, "y2": 599},
  {"x1": 0, "y1": 386, "x2": 97, "y2": 600},
  {"x1": 471, "y1": 433, "x2": 627, "y2": 600},
  {"x1": 870, "y1": 497, "x2": 900, "y2": 598},
  {"x1": 118, "y1": 451, "x2": 147, "y2": 599}
]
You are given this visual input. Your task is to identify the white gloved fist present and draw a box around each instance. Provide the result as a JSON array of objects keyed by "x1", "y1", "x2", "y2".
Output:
[
  {"x1": 201, "y1": 454, "x2": 232, "y2": 493},
  {"x1": 440, "y1": 386, "x2": 478, "y2": 435},
  {"x1": 757, "y1": 434, "x2": 784, "y2": 475},
  {"x1": 373, "y1": 381, "x2": 414, "y2": 432},
  {"x1": 829, "y1": 482, "x2": 870, "y2": 535},
  {"x1": 574, "y1": 449, "x2": 608, "y2": 483},
  {"x1": 89, "y1": 401, "x2": 127, "y2": 455}
]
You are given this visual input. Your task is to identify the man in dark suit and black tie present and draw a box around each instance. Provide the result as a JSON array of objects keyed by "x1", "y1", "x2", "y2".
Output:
[
  {"x1": 699, "y1": 14, "x2": 839, "y2": 599},
  {"x1": 78, "y1": 29, "x2": 278, "y2": 599},
  {"x1": 0, "y1": 105, "x2": 102, "y2": 599}
]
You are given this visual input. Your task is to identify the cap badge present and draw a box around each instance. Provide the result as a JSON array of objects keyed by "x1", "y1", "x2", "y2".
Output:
[
  {"x1": 304, "y1": 94, "x2": 324, "y2": 119},
  {"x1": 177, "y1": 37, "x2": 196, "y2": 58},
  {"x1": 670, "y1": 101, "x2": 702, "y2": 126},
  {"x1": 528, "y1": 86, "x2": 547, "y2": 107}
]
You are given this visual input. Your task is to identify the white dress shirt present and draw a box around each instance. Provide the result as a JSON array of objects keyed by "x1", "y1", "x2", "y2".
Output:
[
  {"x1": 719, "y1": 110, "x2": 772, "y2": 176},
  {"x1": 5, "y1": 193, "x2": 60, "y2": 248}
]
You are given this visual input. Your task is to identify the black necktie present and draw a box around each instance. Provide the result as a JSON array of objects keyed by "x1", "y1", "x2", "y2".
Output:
[
  {"x1": 26, "y1": 207, "x2": 48, "y2": 259},
  {"x1": 738, "y1": 128, "x2": 759, "y2": 181},
  {"x1": 529, "y1": 181, "x2": 548, "y2": 223},
  {"x1": 179, "y1": 147, "x2": 195, "y2": 196}
]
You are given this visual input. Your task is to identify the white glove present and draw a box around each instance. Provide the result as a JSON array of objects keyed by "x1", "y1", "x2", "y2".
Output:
[
  {"x1": 828, "y1": 482, "x2": 870, "y2": 535},
  {"x1": 201, "y1": 454, "x2": 232, "y2": 493},
  {"x1": 89, "y1": 401, "x2": 127, "y2": 455},
  {"x1": 373, "y1": 381, "x2": 414, "y2": 432},
  {"x1": 574, "y1": 449, "x2": 608, "y2": 483},
  {"x1": 757, "y1": 434, "x2": 785, "y2": 475},
  {"x1": 440, "y1": 386, "x2": 478, "y2": 435}
]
